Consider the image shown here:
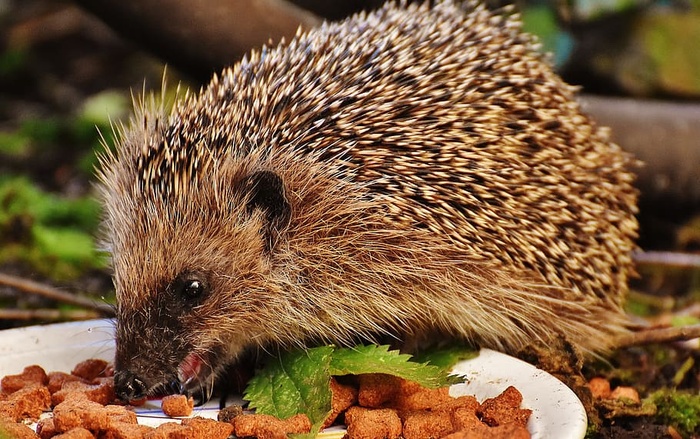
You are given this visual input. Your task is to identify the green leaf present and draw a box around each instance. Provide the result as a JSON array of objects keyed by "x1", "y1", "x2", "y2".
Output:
[
  {"x1": 244, "y1": 344, "x2": 470, "y2": 437},
  {"x1": 330, "y1": 344, "x2": 463, "y2": 388},
  {"x1": 410, "y1": 344, "x2": 479, "y2": 370},
  {"x1": 244, "y1": 346, "x2": 334, "y2": 437}
]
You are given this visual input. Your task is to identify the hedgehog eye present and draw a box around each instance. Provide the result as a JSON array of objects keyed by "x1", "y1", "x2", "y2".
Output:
[
  {"x1": 182, "y1": 280, "x2": 205, "y2": 299},
  {"x1": 171, "y1": 273, "x2": 208, "y2": 302}
]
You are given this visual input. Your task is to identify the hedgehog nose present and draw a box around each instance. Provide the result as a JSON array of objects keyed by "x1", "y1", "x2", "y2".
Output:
[{"x1": 114, "y1": 370, "x2": 148, "y2": 401}]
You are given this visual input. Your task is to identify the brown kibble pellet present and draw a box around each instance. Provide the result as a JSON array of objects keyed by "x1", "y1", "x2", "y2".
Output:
[
  {"x1": 161, "y1": 394, "x2": 194, "y2": 417},
  {"x1": 101, "y1": 421, "x2": 154, "y2": 439},
  {"x1": 233, "y1": 413, "x2": 311, "y2": 439},
  {"x1": 395, "y1": 385, "x2": 452, "y2": 411},
  {"x1": 0, "y1": 416, "x2": 40, "y2": 439},
  {"x1": 478, "y1": 386, "x2": 531, "y2": 428},
  {"x1": 282, "y1": 413, "x2": 312, "y2": 434},
  {"x1": 52, "y1": 379, "x2": 116, "y2": 406},
  {"x1": 104, "y1": 404, "x2": 138, "y2": 425},
  {"x1": 440, "y1": 395, "x2": 480, "y2": 414},
  {"x1": 53, "y1": 398, "x2": 110, "y2": 432},
  {"x1": 444, "y1": 422, "x2": 531, "y2": 439},
  {"x1": 450, "y1": 401, "x2": 482, "y2": 430},
  {"x1": 182, "y1": 416, "x2": 234, "y2": 439},
  {"x1": 345, "y1": 406, "x2": 402, "y2": 439},
  {"x1": 37, "y1": 417, "x2": 58, "y2": 439},
  {"x1": 0, "y1": 385, "x2": 51, "y2": 422},
  {"x1": 71, "y1": 359, "x2": 110, "y2": 382},
  {"x1": 52, "y1": 427, "x2": 95, "y2": 439},
  {"x1": 588, "y1": 377, "x2": 611, "y2": 399},
  {"x1": 127, "y1": 397, "x2": 147, "y2": 407},
  {"x1": 144, "y1": 421, "x2": 188, "y2": 439},
  {"x1": 323, "y1": 377, "x2": 358, "y2": 428},
  {"x1": 217, "y1": 404, "x2": 243, "y2": 423},
  {"x1": 52, "y1": 390, "x2": 89, "y2": 407},
  {"x1": 401, "y1": 409, "x2": 454, "y2": 439},
  {"x1": 47, "y1": 372, "x2": 82, "y2": 395},
  {"x1": 1, "y1": 365, "x2": 48, "y2": 394},
  {"x1": 357, "y1": 374, "x2": 400, "y2": 408},
  {"x1": 489, "y1": 424, "x2": 531, "y2": 439}
]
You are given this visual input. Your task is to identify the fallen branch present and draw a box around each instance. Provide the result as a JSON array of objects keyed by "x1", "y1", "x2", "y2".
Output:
[
  {"x1": 73, "y1": 0, "x2": 322, "y2": 82},
  {"x1": 0, "y1": 308, "x2": 104, "y2": 321},
  {"x1": 616, "y1": 324, "x2": 700, "y2": 348},
  {"x1": 580, "y1": 96, "x2": 700, "y2": 207},
  {"x1": 0, "y1": 272, "x2": 114, "y2": 317},
  {"x1": 633, "y1": 251, "x2": 700, "y2": 269}
]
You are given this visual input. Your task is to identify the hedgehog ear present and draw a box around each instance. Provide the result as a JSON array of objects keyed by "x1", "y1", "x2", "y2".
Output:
[{"x1": 242, "y1": 170, "x2": 291, "y2": 252}]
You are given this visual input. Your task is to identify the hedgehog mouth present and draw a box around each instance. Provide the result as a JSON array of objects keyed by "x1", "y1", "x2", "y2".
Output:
[{"x1": 176, "y1": 352, "x2": 216, "y2": 404}]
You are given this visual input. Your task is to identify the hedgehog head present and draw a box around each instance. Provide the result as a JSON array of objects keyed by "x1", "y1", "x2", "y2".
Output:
[{"x1": 97, "y1": 90, "x2": 303, "y2": 400}]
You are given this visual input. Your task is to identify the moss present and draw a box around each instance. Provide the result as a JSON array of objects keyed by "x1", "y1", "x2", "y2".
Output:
[
  {"x1": 73, "y1": 90, "x2": 128, "y2": 174},
  {"x1": 641, "y1": 12, "x2": 700, "y2": 96},
  {"x1": 1, "y1": 91, "x2": 127, "y2": 177},
  {"x1": 648, "y1": 389, "x2": 700, "y2": 436},
  {"x1": 0, "y1": 47, "x2": 28, "y2": 78},
  {"x1": 0, "y1": 131, "x2": 31, "y2": 156},
  {"x1": 585, "y1": 422, "x2": 600, "y2": 439},
  {"x1": 0, "y1": 90, "x2": 128, "y2": 280},
  {"x1": 0, "y1": 175, "x2": 106, "y2": 279},
  {"x1": 0, "y1": 118, "x2": 62, "y2": 158}
]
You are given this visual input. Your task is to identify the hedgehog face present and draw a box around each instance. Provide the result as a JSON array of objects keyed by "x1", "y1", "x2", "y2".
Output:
[{"x1": 110, "y1": 169, "x2": 292, "y2": 402}]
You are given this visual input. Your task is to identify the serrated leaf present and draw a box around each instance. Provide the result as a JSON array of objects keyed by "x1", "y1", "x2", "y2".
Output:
[
  {"x1": 329, "y1": 344, "x2": 463, "y2": 388},
  {"x1": 243, "y1": 346, "x2": 334, "y2": 438},
  {"x1": 411, "y1": 344, "x2": 479, "y2": 370},
  {"x1": 243, "y1": 344, "x2": 470, "y2": 437}
]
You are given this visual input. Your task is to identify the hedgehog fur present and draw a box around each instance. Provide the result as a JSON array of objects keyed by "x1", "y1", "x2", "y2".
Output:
[{"x1": 98, "y1": 0, "x2": 638, "y2": 401}]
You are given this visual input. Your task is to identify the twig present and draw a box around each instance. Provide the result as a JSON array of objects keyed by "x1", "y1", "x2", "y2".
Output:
[
  {"x1": 616, "y1": 324, "x2": 700, "y2": 348},
  {"x1": 0, "y1": 272, "x2": 115, "y2": 317},
  {"x1": 0, "y1": 308, "x2": 105, "y2": 321},
  {"x1": 73, "y1": 0, "x2": 322, "y2": 82},
  {"x1": 580, "y1": 95, "x2": 700, "y2": 207},
  {"x1": 633, "y1": 251, "x2": 700, "y2": 269}
]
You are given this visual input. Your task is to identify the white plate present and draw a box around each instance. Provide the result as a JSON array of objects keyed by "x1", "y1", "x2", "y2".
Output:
[
  {"x1": 0, "y1": 319, "x2": 587, "y2": 438},
  {"x1": 450, "y1": 350, "x2": 587, "y2": 438}
]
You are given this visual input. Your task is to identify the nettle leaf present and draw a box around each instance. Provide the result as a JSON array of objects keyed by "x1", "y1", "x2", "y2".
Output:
[
  {"x1": 330, "y1": 344, "x2": 464, "y2": 388},
  {"x1": 244, "y1": 345, "x2": 334, "y2": 425},
  {"x1": 411, "y1": 344, "x2": 480, "y2": 370},
  {"x1": 243, "y1": 344, "x2": 473, "y2": 436}
]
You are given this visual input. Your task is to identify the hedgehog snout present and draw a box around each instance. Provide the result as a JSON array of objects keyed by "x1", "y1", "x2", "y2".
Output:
[{"x1": 114, "y1": 369, "x2": 149, "y2": 402}]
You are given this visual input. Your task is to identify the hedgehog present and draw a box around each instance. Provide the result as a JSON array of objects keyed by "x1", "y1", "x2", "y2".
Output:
[{"x1": 97, "y1": 0, "x2": 638, "y2": 402}]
